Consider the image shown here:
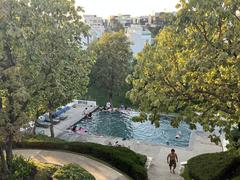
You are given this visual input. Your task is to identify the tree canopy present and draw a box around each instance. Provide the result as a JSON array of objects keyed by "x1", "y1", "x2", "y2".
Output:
[
  {"x1": 127, "y1": 0, "x2": 240, "y2": 144},
  {"x1": 146, "y1": 12, "x2": 175, "y2": 37},
  {"x1": 0, "y1": 0, "x2": 93, "y2": 176},
  {"x1": 22, "y1": 0, "x2": 94, "y2": 137},
  {"x1": 89, "y1": 31, "x2": 132, "y2": 104},
  {"x1": 106, "y1": 19, "x2": 124, "y2": 32}
]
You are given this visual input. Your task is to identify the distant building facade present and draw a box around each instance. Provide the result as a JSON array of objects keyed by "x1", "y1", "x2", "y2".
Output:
[
  {"x1": 117, "y1": 14, "x2": 132, "y2": 27},
  {"x1": 82, "y1": 15, "x2": 105, "y2": 46},
  {"x1": 148, "y1": 12, "x2": 174, "y2": 27},
  {"x1": 80, "y1": 12, "x2": 173, "y2": 51},
  {"x1": 106, "y1": 14, "x2": 132, "y2": 31},
  {"x1": 126, "y1": 25, "x2": 153, "y2": 55}
]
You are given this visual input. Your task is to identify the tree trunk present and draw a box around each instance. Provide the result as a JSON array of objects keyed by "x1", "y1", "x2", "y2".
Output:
[
  {"x1": 5, "y1": 135, "x2": 13, "y2": 171},
  {"x1": 33, "y1": 111, "x2": 41, "y2": 135},
  {"x1": 109, "y1": 92, "x2": 113, "y2": 106},
  {"x1": 33, "y1": 120, "x2": 36, "y2": 135},
  {"x1": 49, "y1": 112, "x2": 54, "y2": 138},
  {"x1": 33, "y1": 113, "x2": 39, "y2": 135},
  {"x1": 0, "y1": 143, "x2": 9, "y2": 175}
]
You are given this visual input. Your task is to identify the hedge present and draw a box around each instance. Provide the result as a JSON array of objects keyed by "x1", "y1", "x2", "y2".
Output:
[
  {"x1": 14, "y1": 135, "x2": 148, "y2": 180},
  {"x1": 232, "y1": 176, "x2": 240, "y2": 180},
  {"x1": 185, "y1": 151, "x2": 240, "y2": 180},
  {"x1": 53, "y1": 164, "x2": 95, "y2": 180}
]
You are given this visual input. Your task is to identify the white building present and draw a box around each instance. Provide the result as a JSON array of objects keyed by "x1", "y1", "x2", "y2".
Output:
[
  {"x1": 82, "y1": 15, "x2": 105, "y2": 46},
  {"x1": 126, "y1": 25, "x2": 153, "y2": 55},
  {"x1": 117, "y1": 14, "x2": 132, "y2": 27}
]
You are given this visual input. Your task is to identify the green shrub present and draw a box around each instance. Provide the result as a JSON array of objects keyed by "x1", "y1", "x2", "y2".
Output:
[
  {"x1": 231, "y1": 166, "x2": 240, "y2": 180},
  {"x1": 23, "y1": 134, "x2": 65, "y2": 143},
  {"x1": 232, "y1": 176, "x2": 240, "y2": 180},
  {"x1": 9, "y1": 155, "x2": 36, "y2": 180},
  {"x1": 181, "y1": 166, "x2": 191, "y2": 180},
  {"x1": 53, "y1": 164, "x2": 95, "y2": 180},
  {"x1": 33, "y1": 161, "x2": 59, "y2": 180},
  {"x1": 15, "y1": 135, "x2": 148, "y2": 180},
  {"x1": 186, "y1": 151, "x2": 240, "y2": 180}
]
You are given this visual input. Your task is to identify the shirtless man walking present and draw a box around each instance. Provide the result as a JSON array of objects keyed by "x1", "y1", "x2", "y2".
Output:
[{"x1": 167, "y1": 149, "x2": 178, "y2": 173}]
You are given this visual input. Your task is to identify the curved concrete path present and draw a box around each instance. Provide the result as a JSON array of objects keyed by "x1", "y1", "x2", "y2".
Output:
[
  {"x1": 58, "y1": 131, "x2": 222, "y2": 180},
  {"x1": 14, "y1": 149, "x2": 128, "y2": 180}
]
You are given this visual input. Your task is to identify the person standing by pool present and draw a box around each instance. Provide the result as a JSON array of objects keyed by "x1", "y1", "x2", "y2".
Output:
[
  {"x1": 167, "y1": 149, "x2": 178, "y2": 174},
  {"x1": 106, "y1": 101, "x2": 112, "y2": 109},
  {"x1": 86, "y1": 112, "x2": 92, "y2": 118},
  {"x1": 83, "y1": 107, "x2": 88, "y2": 115}
]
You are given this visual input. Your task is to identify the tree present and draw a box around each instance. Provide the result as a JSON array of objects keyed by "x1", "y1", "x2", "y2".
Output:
[
  {"x1": 89, "y1": 32, "x2": 132, "y2": 104},
  {"x1": 22, "y1": 0, "x2": 94, "y2": 138},
  {"x1": 0, "y1": 0, "x2": 93, "y2": 176},
  {"x1": 146, "y1": 12, "x2": 175, "y2": 37},
  {"x1": 127, "y1": 0, "x2": 240, "y2": 145},
  {"x1": 106, "y1": 18, "x2": 124, "y2": 32},
  {"x1": 0, "y1": 0, "x2": 32, "y2": 175}
]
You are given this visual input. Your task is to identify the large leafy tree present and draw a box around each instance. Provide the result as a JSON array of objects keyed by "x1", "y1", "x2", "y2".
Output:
[
  {"x1": 0, "y1": 0, "x2": 32, "y2": 175},
  {"x1": 23, "y1": 0, "x2": 93, "y2": 137},
  {"x1": 127, "y1": 0, "x2": 240, "y2": 145},
  {"x1": 0, "y1": 0, "x2": 93, "y2": 176},
  {"x1": 89, "y1": 32, "x2": 132, "y2": 104},
  {"x1": 106, "y1": 18, "x2": 124, "y2": 32},
  {"x1": 146, "y1": 12, "x2": 175, "y2": 37}
]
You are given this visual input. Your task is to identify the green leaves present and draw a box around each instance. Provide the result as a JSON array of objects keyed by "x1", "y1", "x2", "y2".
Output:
[
  {"x1": 88, "y1": 32, "x2": 132, "y2": 103},
  {"x1": 53, "y1": 164, "x2": 95, "y2": 180},
  {"x1": 19, "y1": 0, "x2": 94, "y2": 113},
  {"x1": 128, "y1": 0, "x2": 240, "y2": 145},
  {"x1": 0, "y1": 0, "x2": 94, "y2": 143}
]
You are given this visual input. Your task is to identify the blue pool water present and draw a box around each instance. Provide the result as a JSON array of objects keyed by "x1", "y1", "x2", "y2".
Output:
[{"x1": 76, "y1": 111, "x2": 192, "y2": 147}]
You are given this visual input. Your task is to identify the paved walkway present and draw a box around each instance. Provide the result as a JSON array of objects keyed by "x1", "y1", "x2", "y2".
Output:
[
  {"x1": 58, "y1": 131, "x2": 222, "y2": 180},
  {"x1": 129, "y1": 132, "x2": 222, "y2": 180},
  {"x1": 14, "y1": 149, "x2": 128, "y2": 180}
]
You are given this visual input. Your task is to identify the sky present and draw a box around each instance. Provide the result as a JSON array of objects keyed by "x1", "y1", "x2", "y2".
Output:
[{"x1": 75, "y1": 0, "x2": 180, "y2": 18}]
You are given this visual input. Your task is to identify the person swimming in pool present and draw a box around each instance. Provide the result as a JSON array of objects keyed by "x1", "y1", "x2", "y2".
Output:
[
  {"x1": 175, "y1": 131, "x2": 182, "y2": 139},
  {"x1": 71, "y1": 125, "x2": 77, "y2": 132}
]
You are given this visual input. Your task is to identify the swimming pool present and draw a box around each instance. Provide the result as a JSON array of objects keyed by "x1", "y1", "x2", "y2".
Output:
[{"x1": 76, "y1": 111, "x2": 192, "y2": 147}]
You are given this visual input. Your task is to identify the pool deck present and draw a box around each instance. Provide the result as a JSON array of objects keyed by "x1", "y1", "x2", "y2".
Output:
[
  {"x1": 36, "y1": 103, "x2": 98, "y2": 137},
  {"x1": 58, "y1": 129, "x2": 222, "y2": 180}
]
